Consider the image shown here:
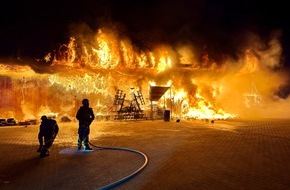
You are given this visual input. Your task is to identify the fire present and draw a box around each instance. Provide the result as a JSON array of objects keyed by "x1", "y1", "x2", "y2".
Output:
[
  {"x1": 51, "y1": 37, "x2": 77, "y2": 67},
  {"x1": 157, "y1": 54, "x2": 171, "y2": 73},
  {"x1": 239, "y1": 49, "x2": 259, "y2": 74},
  {"x1": 149, "y1": 80, "x2": 172, "y2": 87},
  {"x1": 48, "y1": 73, "x2": 109, "y2": 95},
  {"x1": 0, "y1": 64, "x2": 36, "y2": 76},
  {"x1": 92, "y1": 29, "x2": 120, "y2": 69},
  {"x1": 0, "y1": 26, "x2": 288, "y2": 120},
  {"x1": 177, "y1": 44, "x2": 198, "y2": 66},
  {"x1": 168, "y1": 84, "x2": 234, "y2": 119},
  {"x1": 50, "y1": 28, "x2": 175, "y2": 73}
]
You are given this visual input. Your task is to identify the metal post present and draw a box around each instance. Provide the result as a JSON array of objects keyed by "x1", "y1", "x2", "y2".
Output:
[
  {"x1": 170, "y1": 86, "x2": 172, "y2": 120},
  {"x1": 150, "y1": 101, "x2": 153, "y2": 120},
  {"x1": 163, "y1": 93, "x2": 166, "y2": 110}
]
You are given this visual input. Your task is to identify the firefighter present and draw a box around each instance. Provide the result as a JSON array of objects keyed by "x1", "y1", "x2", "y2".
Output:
[
  {"x1": 37, "y1": 115, "x2": 59, "y2": 157},
  {"x1": 76, "y1": 98, "x2": 95, "y2": 150}
]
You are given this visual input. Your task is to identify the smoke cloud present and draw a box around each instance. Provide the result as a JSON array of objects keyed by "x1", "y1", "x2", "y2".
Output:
[{"x1": 1, "y1": 0, "x2": 290, "y2": 119}]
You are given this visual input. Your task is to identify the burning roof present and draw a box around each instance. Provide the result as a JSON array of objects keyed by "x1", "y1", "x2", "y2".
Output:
[{"x1": 0, "y1": 26, "x2": 289, "y2": 120}]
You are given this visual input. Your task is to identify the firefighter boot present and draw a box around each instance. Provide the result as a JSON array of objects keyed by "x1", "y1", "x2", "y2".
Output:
[
  {"x1": 40, "y1": 148, "x2": 49, "y2": 157},
  {"x1": 84, "y1": 145, "x2": 92, "y2": 150},
  {"x1": 37, "y1": 146, "x2": 42, "y2": 152}
]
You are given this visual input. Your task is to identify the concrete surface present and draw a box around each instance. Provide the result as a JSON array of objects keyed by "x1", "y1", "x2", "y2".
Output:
[{"x1": 0, "y1": 119, "x2": 290, "y2": 190}]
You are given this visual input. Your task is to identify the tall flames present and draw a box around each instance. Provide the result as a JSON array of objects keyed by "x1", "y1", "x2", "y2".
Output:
[{"x1": 0, "y1": 27, "x2": 289, "y2": 120}]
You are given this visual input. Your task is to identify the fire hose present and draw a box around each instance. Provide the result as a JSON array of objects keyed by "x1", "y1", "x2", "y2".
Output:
[{"x1": 89, "y1": 141, "x2": 149, "y2": 190}]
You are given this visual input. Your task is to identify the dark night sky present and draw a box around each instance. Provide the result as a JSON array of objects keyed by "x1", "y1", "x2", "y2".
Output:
[{"x1": 0, "y1": 0, "x2": 290, "y2": 66}]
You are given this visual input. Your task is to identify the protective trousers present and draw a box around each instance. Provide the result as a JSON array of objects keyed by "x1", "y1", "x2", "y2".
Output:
[
  {"x1": 38, "y1": 135, "x2": 54, "y2": 149},
  {"x1": 78, "y1": 124, "x2": 90, "y2": 149},
  {"x1": 39, "y1": 136, "x2": 54, "y2": 157}
]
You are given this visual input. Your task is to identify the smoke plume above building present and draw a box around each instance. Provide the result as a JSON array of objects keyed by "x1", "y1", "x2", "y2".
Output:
[{"x1": 0, "y1": 0, "x2": 290, "y2": 120}]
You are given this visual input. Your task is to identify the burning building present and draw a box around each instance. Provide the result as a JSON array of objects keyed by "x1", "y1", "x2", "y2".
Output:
[{"x1": 0, "y1": 27, "x2": 289, "y2": 121}]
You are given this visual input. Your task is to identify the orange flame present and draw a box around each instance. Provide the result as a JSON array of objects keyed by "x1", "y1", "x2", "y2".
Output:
[{"x1": 0, "y1": 26, "x2": 288, "y2": 120}]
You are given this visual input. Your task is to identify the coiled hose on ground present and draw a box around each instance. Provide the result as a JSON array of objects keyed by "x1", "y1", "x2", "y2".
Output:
[{"x1": 89, "y1": 141, "x2": 149, "y2": 190}]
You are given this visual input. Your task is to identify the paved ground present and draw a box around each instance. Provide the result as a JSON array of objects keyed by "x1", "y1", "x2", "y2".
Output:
[{"x1": 0, "y1": 118, "x2": 290, "y2": 190}]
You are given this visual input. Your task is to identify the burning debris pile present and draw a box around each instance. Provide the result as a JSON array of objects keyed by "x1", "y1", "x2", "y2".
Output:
[
  {"x1": 0, "y1": 27, "x2": 289, "y2": 121},
  {"x1": 112, "y1": 89, "x2": 146, "y2": 120}
]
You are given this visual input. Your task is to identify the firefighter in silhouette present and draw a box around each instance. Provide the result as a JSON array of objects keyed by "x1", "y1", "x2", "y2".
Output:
[
  {"x1": 37, "y1": 115, "x2": 59, "y2": 157},
  {"x1": 76, "y1": 98, "x2": 95, "y2": 150}
]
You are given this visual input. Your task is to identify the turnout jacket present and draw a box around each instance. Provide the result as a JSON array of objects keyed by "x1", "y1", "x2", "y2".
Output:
[
  {"x1": 39, "y1": 119, "x2": 59, "y2": 138},
  {"x1": 76, "y1": 106, "x2": 95, "y2": 125}
]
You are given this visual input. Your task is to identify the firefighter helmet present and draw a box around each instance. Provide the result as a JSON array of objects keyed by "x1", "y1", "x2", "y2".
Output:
[
  {"x1": 41, "y1": 115, "x2": 47, "y2": 121},
  {"x1": 82, "y1": 98, "x2": 89, "y2": 105}
]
